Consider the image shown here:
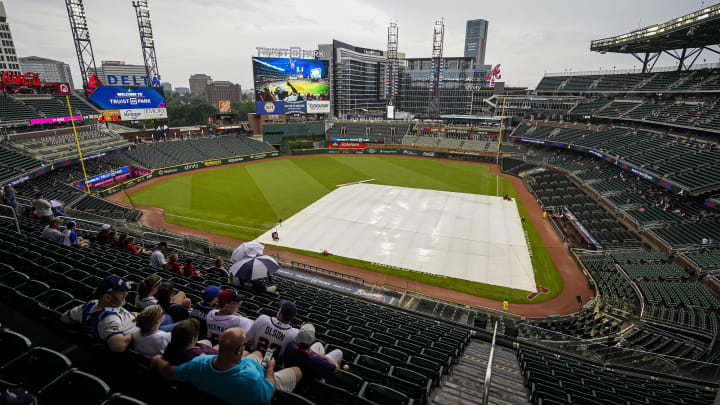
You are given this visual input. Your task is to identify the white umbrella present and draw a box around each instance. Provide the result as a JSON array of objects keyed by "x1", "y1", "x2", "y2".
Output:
[
  {"x1": 229, "y1": 254, "x2": 280, "y2": 282},
  {"x1": 231, "y1": 241, "x2": 265, "y2": 262}
]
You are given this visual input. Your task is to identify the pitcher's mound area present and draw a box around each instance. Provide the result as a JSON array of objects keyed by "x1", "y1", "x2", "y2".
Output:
[{"x1": 257, "y1": 184, "x2": 536, "y2": 291}]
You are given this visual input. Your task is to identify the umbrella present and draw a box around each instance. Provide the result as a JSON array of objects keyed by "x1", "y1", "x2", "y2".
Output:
[
  {"x1": 229, "y1": 254, "x2": 280, "y2": 282},
  {"x1": 231, "y1": 241, "x2": 265, "y2": 262}
]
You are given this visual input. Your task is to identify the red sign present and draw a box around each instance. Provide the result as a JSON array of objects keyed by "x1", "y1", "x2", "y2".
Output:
[
  {"x1": 86, "y1": 74, "x2": 102, "y2": 96},
  {"x1": 327, "y1": 142, "x2": 367, "y2": 150},
  {"x1": 56, "y1": 83, "x2": 71, "y2": 95},
  {"x1": 2, "y1": 71, "x2": 41, "y2": 87}
]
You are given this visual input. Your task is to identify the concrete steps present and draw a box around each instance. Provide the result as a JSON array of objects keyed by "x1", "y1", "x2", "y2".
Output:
[{"x1": 431, "y1": 341, "x2": 531, "y2": 405}]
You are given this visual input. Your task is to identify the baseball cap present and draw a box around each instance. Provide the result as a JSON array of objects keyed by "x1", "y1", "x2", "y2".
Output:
[
  {"x1": 66, "y1": 221, "x2": 77, "y2": 228},
  {"x1": 203, "y1": 285, "x2": 221, "y2": 300},
  {"x1": 101, "y1": 224, "x2": 112, "y2": 230},
  {"x1": 157, "y1": 241, "x2": 168, "y2": 247},
  {"x1": 217, "y1": 289, "x2": 242, "y2": 307},
  {"x1": 296, "y1": 323, "x2": 316, "y2": 346},
  {"x1": 279, "y1": 300, "x2": 297, "y2": 321},
  {"x1": 94, "y1": 275, "x2": 132, "y2": 296}
]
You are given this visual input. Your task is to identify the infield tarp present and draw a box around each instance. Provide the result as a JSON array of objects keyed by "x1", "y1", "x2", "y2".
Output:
[{"x1": 257, "y1": 184, "x2": 537, "y2": 292}]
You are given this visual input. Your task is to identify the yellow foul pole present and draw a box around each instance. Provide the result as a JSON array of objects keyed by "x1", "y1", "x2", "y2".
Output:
[
  {"x1": 66, "y1": 95, "x2": 91, "y2": 195},
  {"x1": 496, "y1": 97, "x2": 506, "y2": 153}
]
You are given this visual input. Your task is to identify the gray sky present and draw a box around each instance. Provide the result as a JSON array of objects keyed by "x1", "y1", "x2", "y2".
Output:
[{"x1": 6, "y1": 0, "x2": 714, "y2": 90}]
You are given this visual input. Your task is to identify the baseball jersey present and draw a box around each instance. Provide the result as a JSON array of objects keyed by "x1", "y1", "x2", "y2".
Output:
[
  {"x1": 245, "y1": 315, "x2": 298, "y2": 358},
  {"x1": 66, "y1": 300, "x2": 136, "y2": 341},
  {"x1": 205, "y1": 310, "x2": 253, "y2": 343}
]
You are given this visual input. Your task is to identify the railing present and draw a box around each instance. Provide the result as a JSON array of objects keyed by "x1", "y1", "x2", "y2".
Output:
[
  {"x1": 544, "y1": 62, "x2": 720, "y2": 78},
  {"x1": 289, "y1": 261, "x2": 365, "y2": 285},
  {"x1": 0, "y1": 205, "x2": 21, "y2": 234},
  {"x1": 482, "y1": 321, "x2": 498, "y2": 405},
  {"x1": 141, "y1": 231, "x2": 185, "y2": 249}
]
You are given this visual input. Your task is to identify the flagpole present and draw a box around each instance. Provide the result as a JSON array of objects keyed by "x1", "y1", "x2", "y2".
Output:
[
  {"x1": 66, "y1": 95, "x2": 91, "y2": 195},
  {"x1": 496, "y1": 97, "x2": 506, "y2": 197}
]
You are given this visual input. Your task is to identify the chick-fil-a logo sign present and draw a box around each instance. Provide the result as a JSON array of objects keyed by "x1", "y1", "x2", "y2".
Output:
[{"x1": 2, "y1": 71, "x2": 41, "y2": 87}]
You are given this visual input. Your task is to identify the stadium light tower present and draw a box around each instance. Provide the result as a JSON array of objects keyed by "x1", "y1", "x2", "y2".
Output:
[
  {"x1": 65, "y1": 0, "x2": 99, "y2": 91},
  {"x1": 386, "y1": 21, "x2": 399, "y2": 103},
  {"x1": 132, "y1": 0, "x2": 161, "y2": 81}
]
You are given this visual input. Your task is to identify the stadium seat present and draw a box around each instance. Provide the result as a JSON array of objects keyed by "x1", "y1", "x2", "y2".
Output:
[
  {"x1": 325, "y1": 370, "x2": 365, "y2": 394},
  {"x1": 308, "y1": 380, "x2": 357, "y2": 405},
  {"x1": 101, "y1": 394, "x2": 148, "y2": 405},
  {"x1": 0, "y1": 329, "x2": 32, "y2": 367},
  {"x1": 39, "y1": 369, "x2": 111, "y2": 405},
  {"x1": 360, "y1": 383, "x2": 411, "y2": 405},
  {"x1": 271, "y1": 390, "x2": 315, "y2": 404},
  {"x1": 0, "y1": 347, "x2": 72, "y2": 392}
]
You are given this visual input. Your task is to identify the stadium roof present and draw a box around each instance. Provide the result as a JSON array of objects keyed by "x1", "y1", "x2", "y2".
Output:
[{"x1": 591, "y1": 4, "x2": 720, "y2": 53}]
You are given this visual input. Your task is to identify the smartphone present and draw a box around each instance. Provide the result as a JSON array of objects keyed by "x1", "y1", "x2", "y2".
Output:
[{"x1": 261, "y1": 348, "x2": 275, "y2": 369}]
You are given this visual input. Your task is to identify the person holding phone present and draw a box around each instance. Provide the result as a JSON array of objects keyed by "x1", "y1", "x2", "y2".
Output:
[{"x1": 151, "y1": 327, "x2": 302, "y2": 404}]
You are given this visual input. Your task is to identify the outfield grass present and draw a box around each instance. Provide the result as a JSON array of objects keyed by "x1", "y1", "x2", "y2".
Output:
[{"x1": 126, "y1": 155, "x2": 562, "y2": 303}]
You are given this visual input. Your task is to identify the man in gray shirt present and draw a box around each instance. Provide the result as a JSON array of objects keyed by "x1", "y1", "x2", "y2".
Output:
[
  {"x1": 41, "y1": 218, "x2": 64, "y2": 242},
  {"x1": 150, "y1": 241, "x2": 168, "y2": 268},
  {"x1": 33, "y1": 192, "x2": 53, "y2": 225}
]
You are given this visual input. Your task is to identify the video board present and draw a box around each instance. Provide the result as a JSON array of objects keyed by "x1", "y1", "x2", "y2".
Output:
[{"x1": 252, "y1": 57, "x2": 329, "y2": 102}]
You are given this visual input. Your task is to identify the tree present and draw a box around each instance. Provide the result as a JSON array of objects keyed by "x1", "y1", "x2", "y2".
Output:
[{"x1": 230, "y1": 101, "x2": 256, "y2": 121}]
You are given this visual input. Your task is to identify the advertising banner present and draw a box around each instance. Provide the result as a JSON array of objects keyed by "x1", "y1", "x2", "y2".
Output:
[
  {"x1": 219, "y1": 100, "x2": 231, "y2": 113},
  {"x1": 306, "y1": 100, "x2": 330, "y2": 114},
  {"x1": 100, "y1": 110, "x2": 122, "y2": 122},
  {"x1": 132, "y1": 167, "x2": 152, "y2": 177},
  {"x1": 255, "y1": 101, "x2": 284, "y2": 115},
  {"x1": 76, "y1": 166, "x2": 130, "y2": 189},
  {"x1": 56, "y1": 83, "x2": 72, "y2": 95},
  {"x1": 118, "y1": 108, "x2": 168, "y2": 121},
  {"x1": 30, "y1": 115, "x2": 82, "y2": 125},
  {"x1": 327, "y1": 141, "x2": 367, "y2": 149},
  {"x1": 284, "y1": 101, "x2": 307, "y2": 114},
  {"x1": 331, "y1": 138, "x2": 382, "y2": 143},
  {"x1": 563, "y1": 207, "x2": 602, "y2": 249},
  {"x1": 275, "y1": 269, "x2": 399, "y2": 305},
  {"x1": 89, "y1": 86, "x2": 167, "y2": 110}
]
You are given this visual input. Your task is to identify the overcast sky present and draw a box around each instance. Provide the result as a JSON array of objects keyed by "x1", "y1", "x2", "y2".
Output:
[{"x1": 6, "y1": 0, "x2": 714, "y2": 90}]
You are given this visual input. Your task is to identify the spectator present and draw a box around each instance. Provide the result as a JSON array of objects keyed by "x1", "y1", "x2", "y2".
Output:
[
  {"x1": 245, "y1": 300, "x2": 298, "y2": 360},
  {"x1": 95, "y1": 224, "x2": 114, "y2": 244},
  {"x1": 164, "y1": 254, "x2": 182, "y2": 274},
  {"x1": 206, "y1": 257, "x2": 229, "y2": 277},
  {"x1": 40, "y1": 217, "x2": 64, "y2": 243},
  {"x1": 2, "y1": 185, "x2": 18, "y2": 213},
  {"x1": 32, "y1": 192, "x2": 53, "y2": 225},
  {"x1": 132, "y1": 305, "x2": 171, "y2": 357},
  {"x1": 181, "y1": 257, "x2": 202, "y2": 277},
  {"x1": 284, "y1": 324, "x2": 343, "y2": 380},
  {"x1": 190, "y1": 285, "x2": 221, "y2": 337},
  {"x1": 62, "y1": 221, "x2": 89, "y2": 247},
  {"x1": 124, "y1": 236, "x2": 150, "y2": 254},
  {"x1": 60, "y1": 275, "x2": 135, "y2": 352},
  {"x1": 206, "y1": 289, "x2": 253, "y2": 343},
  {"x1": 162, "y1": 318, "x2": 217, "y2": 366},
  {"x1": 151, "y1": 327, "x2": 302, "y2": 404},
  {"x1": 157, "y1": 281, "x2": 192, "y2": 323},
  {"x1": 150, "y1": 241, "x2": 168, "y2": 268},
  {"x1": 135, "y1": 275, "x2": 162, "y2": 309}
]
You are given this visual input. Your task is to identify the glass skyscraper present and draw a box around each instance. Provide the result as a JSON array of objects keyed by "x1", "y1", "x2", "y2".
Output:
[{"x1": 464, "y1": 19, "x2": 489, "y2": 65}]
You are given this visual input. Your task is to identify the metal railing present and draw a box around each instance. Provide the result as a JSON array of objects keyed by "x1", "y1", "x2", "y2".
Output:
[
  {"x1": 482, "y1": 321, "x2": 498, "y2": 405},
  {"x1": 289, "y1": 261, "x2": 365, "y2": 285},
  {"x1": 0, "y1": 205, "x2": 21, "y2": 234}
]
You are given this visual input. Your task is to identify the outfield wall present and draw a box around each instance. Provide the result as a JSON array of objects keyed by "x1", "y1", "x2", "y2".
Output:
[{"x1": 96, "y1": 151, "x2": 279, "y2": 197}]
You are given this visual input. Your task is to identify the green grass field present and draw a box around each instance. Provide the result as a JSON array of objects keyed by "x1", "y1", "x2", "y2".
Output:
[{"x1": 126, "y1": 155, "x2": 562, "y2": 303}]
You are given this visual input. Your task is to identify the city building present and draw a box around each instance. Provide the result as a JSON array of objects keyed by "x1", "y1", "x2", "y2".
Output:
[
  {"x1": 160, "y1": 82, "x2": 172, "y2": 92},
  {"x1": 464, "y1": 19, "x2": 489, "y2": 65},
  {"x1": 204, "y1": 80, "x2": 242, "y2": 106},
  {"x1": 175, "y1": 87, "x2": 190, "y2": 94},
  {"x1": 397, "y1": 56, "x2": 491, "y2": 116},
  {"x1": 89, "y1": 60, "x2": 148, "y2": 86},
  {"x1": 19, "y1": 56, "x2": 74, "y2": 88},
  {"x1": 189, "y1": 73, "x2": 212, "y2": 97},
  {"x1": 319, "y1": 40, "x2": 388, "y2": 119},
  {"x1": 0, "y1": 2, "x2": 20, "y2": 74}
]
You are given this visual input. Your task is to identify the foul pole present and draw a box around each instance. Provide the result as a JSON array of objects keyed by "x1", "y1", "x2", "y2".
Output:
[
  {"x1": 66, "y1": 95, "x2": 90, "y2": 194},
  {"x1": 496, "y1": 97, "x2": 506, "y2": 197}
]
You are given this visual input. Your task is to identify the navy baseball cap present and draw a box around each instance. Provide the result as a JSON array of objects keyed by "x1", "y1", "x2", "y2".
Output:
[
  {"x1": 66, "y1": 221, "x2": 77, "y2": 228},
  {"x1": 279, "y1": 300, "x2": 296, "y2": 321},
  {"x1": 94, "y1": 275, "x2": 132, "y2": 296},
  {"x1": 203, "y1": 285, "x2": 221, "y2": 299}
]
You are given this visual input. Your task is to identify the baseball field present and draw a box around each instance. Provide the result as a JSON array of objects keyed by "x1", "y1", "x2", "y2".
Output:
[{"x1": 124, "y1": 155, "x2": 562, "y2": 303}]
